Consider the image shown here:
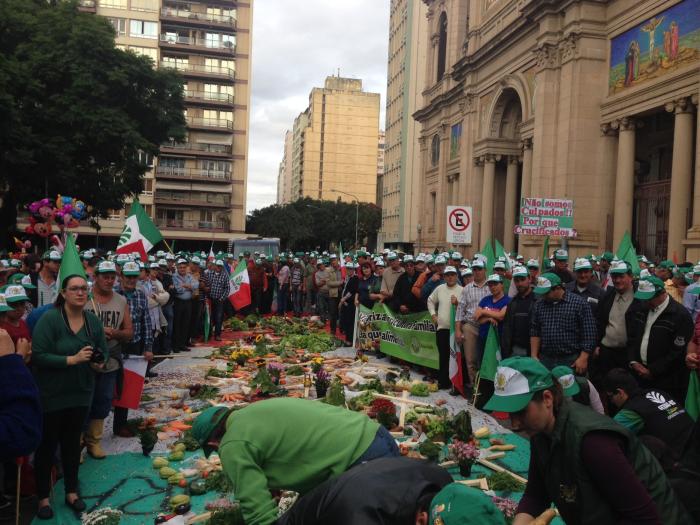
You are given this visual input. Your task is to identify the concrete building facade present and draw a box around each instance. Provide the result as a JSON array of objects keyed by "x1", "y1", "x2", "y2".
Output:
[
  {"x1": 74, "y1": 0, "x2": 252, "y2": 243},
  {"x1": 289, "y1": 76, "x2": 381, "y2": 204},
  {"x1": 276, "y1": 130, "x2": 293, "y2": 204},
  {"x1": 413, "y1": 0, "x2": 700, "y2": 261},
  {"x1": 379, "y1": 0, "x2": 428, "y2": 252}
]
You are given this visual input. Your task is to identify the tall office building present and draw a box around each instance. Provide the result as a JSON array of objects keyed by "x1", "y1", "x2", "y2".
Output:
[
  {"x1": 376, "y1": 130, "x2": 385, "y2": 209},
  {"x1": 378, "y1": 0, "x2": 427, "y2": 251},
  {"x1": 276, "y1": 130, "x2": 293, "y2": 204},
  {"x1": 74, "y1": 0, "x2": 252, "y2": 243},
  {"x1": 289, "y1": 76, "x2": 380, "y2": 204}
]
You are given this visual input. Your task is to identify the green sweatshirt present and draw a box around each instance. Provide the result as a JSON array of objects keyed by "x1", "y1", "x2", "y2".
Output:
[
  {"x1": 32, "y1": 307, "x2": 108, "y2": 413},
  {"x1": 218, "y1": 397, "x2": 380, "y2": 525}
]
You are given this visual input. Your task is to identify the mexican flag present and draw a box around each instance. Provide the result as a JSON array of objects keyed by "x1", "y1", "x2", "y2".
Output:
[
  {"x1": 448, "y1": 304, "x2": 465, "y2": 397},
  {"x1": 203, "y1": 299, "x2": 211, "y2": 343},
  {"x1": 228, "y1": 259, "x2": 251, "y2": 310},
  {"x1": 113, "y1": 356, "x2": 148, "y2": 410},
  {"x1": 116, "y1": 201, "x2": 162, "y2": 260}
]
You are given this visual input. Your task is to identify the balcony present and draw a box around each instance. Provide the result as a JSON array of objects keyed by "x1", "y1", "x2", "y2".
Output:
[
  {"x1": 155, "y1": 166, "x2": 232, "y2": 183},
  {"x1": 154, "y1": 191, "x2": 231, "y2": 208},
  {"x1": 160, "y1": 61, "x2": 235, "y2": 81},
  {"x1": 77, "y1": 0, "x2": 96, "y2": 12},
  {"x1": 155, "y1": 218, "x2": 228, "y2": 232},
  {"x1": 186, "y1": 116, "x2": 233, "y2": 131},
  {"x1": 160, "y1": 141, "x2": 232, "y2": 157},
  {"x1": 184, "y1": 90, "x2": 233, "y2": 107},
  {"x1": 159, "y1": 34, "x2": 236, "y2": 56},
  {"x1": 160, "y1": 7, "x2": 237, "y2": 30}
]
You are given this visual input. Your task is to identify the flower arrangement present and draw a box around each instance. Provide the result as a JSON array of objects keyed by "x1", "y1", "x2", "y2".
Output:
[
  {"x1": 229, "y1": 348, "x2": 254, "y2": 366},
  {"x1": 491, "y1": 496, "x2": 518, "y2": 523},
  {"x1": 136, "y1": 418, "x2": 158, "y2": 456},
  {"x1": 81, "y1": 507, "x2": 122, "y2": 525},
  {"x1": 449, "y1": 439, "x2": 479, "y2": 477},
  {"x1": 205, "y1": 498, "x2": 244, "y2": 525},
  {"x1": 369, "y1": 398, "x2": 397, "y2": 429},
  {"x1": 267, "y1": 362, "x2": 284, "y2": 381},
  {"x1": 314, "y1": 369, "x2": 330, "y2": 397},
  {"x1": 310, "y1": 356, "x2": 325, "y2": 373}
]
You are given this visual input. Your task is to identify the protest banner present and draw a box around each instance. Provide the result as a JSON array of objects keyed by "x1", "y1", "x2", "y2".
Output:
[
  {"x1": 357, "y1": 303, "x2": 438, "y2": 369},
  {"x1": 514, "y1": 197, "x2": 576, "y2": 237}
]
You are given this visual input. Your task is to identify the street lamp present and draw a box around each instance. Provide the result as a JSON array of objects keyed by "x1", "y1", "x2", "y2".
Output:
[{"x1": 328, "y1": 189, "x2": 360, "y2": 249}]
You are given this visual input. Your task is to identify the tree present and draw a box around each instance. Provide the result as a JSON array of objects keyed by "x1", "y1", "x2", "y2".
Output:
[
  {"x1": 0, "y1": 0, "x2": 185, "y2": 247},
  {"x1": 246, "y1": 198, "x2": 382, "y2": 251}
]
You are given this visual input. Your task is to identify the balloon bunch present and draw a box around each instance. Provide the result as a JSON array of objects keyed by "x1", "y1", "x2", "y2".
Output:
[{"x1": 24, "y1": 195, "x2": 90, "y2": 237}]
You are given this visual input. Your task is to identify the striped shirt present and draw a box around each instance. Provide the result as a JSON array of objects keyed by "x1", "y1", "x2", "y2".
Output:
[{"x1": 455, "y1": 281, "x2": 490, "y2": 327}]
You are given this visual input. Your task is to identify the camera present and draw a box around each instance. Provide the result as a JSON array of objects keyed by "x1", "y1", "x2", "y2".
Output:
[{"x1": 88, "y1": 346, "x2": 104, "y2": 364}]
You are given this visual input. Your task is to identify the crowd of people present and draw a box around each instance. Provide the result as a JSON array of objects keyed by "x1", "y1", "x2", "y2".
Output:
[{"x1": 1, "y1": 243, "x2": 700, "y2": 523}]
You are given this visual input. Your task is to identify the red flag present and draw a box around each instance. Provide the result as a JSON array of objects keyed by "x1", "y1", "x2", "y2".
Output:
[{"x1": 113, "y1": 357, "x2": 148, "y2": 409}]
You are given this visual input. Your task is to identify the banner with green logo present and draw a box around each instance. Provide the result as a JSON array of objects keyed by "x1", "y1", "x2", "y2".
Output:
[{"x1": 357, "y1": 304, "x2": 438, "y2": 369}]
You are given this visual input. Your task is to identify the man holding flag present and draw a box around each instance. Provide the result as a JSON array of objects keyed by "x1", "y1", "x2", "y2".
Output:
[
  {"x1": 427, "y1": 266, "x2": 463, "y2": 391},
  {"x1": 208, "y1": 259, "x2": 231, "y2": 341}
]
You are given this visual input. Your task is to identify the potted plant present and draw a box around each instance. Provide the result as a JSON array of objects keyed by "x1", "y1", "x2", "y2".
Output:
[
  {"x1": 491, "y1": 496, "x2": 518, "y2": 524},
  {"x1": 449, "y1": 439, "x2": 479, "y2": 477},
  {"x1": 314, "y1": 369, "x2": 330, "y2": 398},
  {"x1": 369, "y1": 398, "x2": 398, "y2": 429}
]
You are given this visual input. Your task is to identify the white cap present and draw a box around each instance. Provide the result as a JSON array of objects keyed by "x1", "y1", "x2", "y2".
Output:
[
  {"x1": 512, "y1": 265, "x2": 529, "y2": 278},
  {"x1": 434, "y1": 255, "x2": 447, "y2": 265},
  {"x1": 443, "y1": 265, "x2": 457, "y2": 274},
  {"x1": 573, "y1": 258, "x2": 592, "y2": 271}
]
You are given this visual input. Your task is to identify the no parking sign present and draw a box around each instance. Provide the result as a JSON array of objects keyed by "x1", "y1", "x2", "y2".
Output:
[{"x1": 446, "y1": 206, "x2": 472, "y2": 244}]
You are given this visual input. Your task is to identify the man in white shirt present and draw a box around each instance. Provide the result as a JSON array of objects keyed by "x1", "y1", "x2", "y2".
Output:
[{"x1": 427, "y1": 267, "x2": 463, "y2": 391}]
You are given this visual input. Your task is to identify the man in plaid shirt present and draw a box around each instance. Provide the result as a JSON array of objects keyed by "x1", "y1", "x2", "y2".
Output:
[
  {"x1": 207, "y1": 260, "x2": 231, "y2": 341},
  {"x1": 530, "y1": 272, "x2": 597, "y2": 372}
]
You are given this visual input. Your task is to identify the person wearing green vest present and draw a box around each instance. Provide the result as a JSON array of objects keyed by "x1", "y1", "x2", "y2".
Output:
[
  {"x1": 484, "y1": 356, "x2": 693, "y2": 525},
  {"x1": 191, "y1": 397, "x2": 398, "y2": 525}
]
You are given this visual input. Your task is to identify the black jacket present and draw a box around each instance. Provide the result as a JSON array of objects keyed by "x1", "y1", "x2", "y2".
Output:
[
  {"x1": 390, "y1": 272, "x2": 425, "y2": 313},
  {"x1": 627, "y1": 296, "x2": 693, "y2": 401},
  {"x1": 501, "y1": 291, "x2": 536, "y2": 357},
  {"x1": 565, "y1": 281, "x2": 604, "y2": 317},
  {"x1": 595, "y1": 285, "x2": 645, "y2": 347},
  {"x1": 275, "y1": 457, "x2": 452, "y2": 525}
]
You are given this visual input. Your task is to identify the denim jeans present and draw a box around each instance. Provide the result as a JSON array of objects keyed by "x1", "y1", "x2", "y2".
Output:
[
  {"x1": 277, "y1": 283, "x2": 289, "y2": 315},
  {"x1": 89, "y1": 369, "x2": 118, "y2": 420},
  {"x1": 212, "y1": 299, "x2": 225, "y2": 336},
  {"x1": 540, "y1": 353, "x2": 578, "y2": 370},
  {"x1": 316, "y1": 293, "x2": 329, "y2": 322},
  {"x1": 162, "y1": 302, "x2": 174, "y2": 352},
  {"x1": 349, "y1": 426, "x2": 400, "y2": 467},
  {"x1": 292, "y1": 286, "x2": 304, "y2": 315}
]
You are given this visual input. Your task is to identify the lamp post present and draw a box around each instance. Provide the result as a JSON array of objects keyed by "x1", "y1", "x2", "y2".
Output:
[{"x1": 329, "y1": 190, "x2": 360, "y2": 249}]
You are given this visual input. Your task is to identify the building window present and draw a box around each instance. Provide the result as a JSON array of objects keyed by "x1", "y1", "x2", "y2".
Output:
[
  {"x1": 205, "y1": 33, "x2": 235, "y2": 49},
  {"x1": 436, "y1": 12, "x2": 447, "y2": 81},
  {"x1": 450, "y1": 122, "x2": 462, "y2": 159},
  {"x1": 130, "y1": 20, "x2": 158, "y2": 39},
  {"x1": 130, "y1": 0, "x2": 158, "y2": 12},
  {"x1": 431, "y1": 135, "x2": 440, "y2": 167},
  {"x1": 430, "y1": 192, "x2": 437, "y2": 227},
  {"x1": 100, "y1": 0, "x2": 127, "y2": 9},
  {"x1": 136, "y1": 150, "x2": 154, "y2": 167},
  {"x1": 107, "y1": 17, "x2": 126, "y2": 36},
  {"x1": 128, "y1": 46, "x2": 158, "y2": 62}
]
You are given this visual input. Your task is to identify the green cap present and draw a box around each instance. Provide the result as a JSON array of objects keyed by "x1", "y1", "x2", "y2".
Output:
[
  {"x1": 486, "y1": 274, "x2": 503, "y2": 283},
  {"x1": 96, "y1": 261, "x2": 117, "y2": 274},
  {"x1": 511, "y1": 265, "x2": 528, "y2": 278},
  {"x1": 533, "y1": 272, "x2": 562, "y2": 295},
  {"x1": 552, "y1": 366, "x2": 580, "y2": 397},
  {"x1": 601, "y1": 251, "x2": 615, "y2": 262},
  {"x1": 483, "y1": 356, "x2": 554, "y2": 413},
  {"x1": 634, "y1": 276, "x2": 666, "y2": 300},
  {"x1": 191, "y1": 406, "x2": 231, "y2": 457},
  {"x1": 121, "y1": 261, "x2": 141, "y2": 277},
  {"x1": 7, "y1": 273, "x2": 36, "y2": 290},
  {"x1": 0, "y1": 295, "x2": 13, "y2": 313},
  {"x1": 658, "y1": 260, "x2": 676, "y2": 270},
  {"x1": 3, "y1": 285, "x2": 29, "y2": 304},
  {"x1": 609, "y1": 260, "x2": 630, "y2": 275},
  {"x1": 554, "y1": 249, "x2": 568, "y2": 261},
  {"x1": 429, "y1": 483, "x2": 506, "y2": 525}
]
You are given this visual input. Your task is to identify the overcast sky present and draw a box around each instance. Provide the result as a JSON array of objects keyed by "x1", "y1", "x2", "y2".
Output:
[{"x1": 245, "y1": 0, "x2": 390, "y2": 213}]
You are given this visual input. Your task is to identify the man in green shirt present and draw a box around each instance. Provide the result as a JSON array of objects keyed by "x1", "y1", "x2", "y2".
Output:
[{"x1": 192, "y1": 397, "x2": 398, "y2": 525}]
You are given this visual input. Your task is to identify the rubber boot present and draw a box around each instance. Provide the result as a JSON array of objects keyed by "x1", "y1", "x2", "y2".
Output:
[{"x1": 84, "y1": 419, "x2": 107, "y2": 459}]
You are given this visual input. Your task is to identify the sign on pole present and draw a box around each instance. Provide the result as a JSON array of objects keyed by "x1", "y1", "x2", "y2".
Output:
[
  {"x1": 514, "y1": 197, "x2": 576, "y2": 237},
  {"x1": 446, "y1": 206, "x2": 473, "y2": 244}
]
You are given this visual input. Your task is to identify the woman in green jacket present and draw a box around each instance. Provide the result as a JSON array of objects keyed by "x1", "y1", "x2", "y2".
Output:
[{"x1": 32, "y1": 275, "x2": 107, "y2": 520}]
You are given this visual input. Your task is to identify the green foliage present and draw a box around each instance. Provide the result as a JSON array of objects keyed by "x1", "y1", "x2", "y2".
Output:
[
  {"x1": 410, "y1": 383, "x2": 431, "y2": 397},
  {"x1": 192, "y1": 385, "x2": 219, "y2": 400},
  {"x1": 206, "y1": 368, "x2": 229, "y2": 378},
  {"x1": 250, "y1": 367, "x2": 280, "y2": 396},
  {"x1": 0, "y1": 0, "x2": 186, "y2": 238},
  {"x1": 279, "y1": 333, "x2": 336, "y2": 354},
  {"x1": 323, "y1": 377, "x2": 346, "y2": 407},
  {"x1": 175, "y1": 431, "x2": 200, "y2": 452},
  {"x1": 486, "y1": 472, "x2": 525, "y2": 492},
  {"x1": 418, "y1": 440, "x2": 442, "y2": 462},
  {"x1": 358, "y1": 379, "x2": 386, "y2": 394},
  {"x1": 246, "y1": 197, "x2": 382, "y2": 250},
  {"x1": 204, "y1": 471, "x2": 234, "y2": 493},
  {"x1": 451, "y1": 410, "x2": 473, "y2": 441},
  {"x1": 285, "y1": 365, "x2": 305, "y2": 376}
]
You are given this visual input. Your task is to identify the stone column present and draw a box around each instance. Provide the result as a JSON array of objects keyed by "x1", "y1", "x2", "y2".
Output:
[
  {"x1": 503, "y1": 156, "x2": 520, "y2": 252},
  {"x1": 520, "y1": 138, "x2": 533, "y2": 201},
  {"x1": 473, "y1": 158, "x2": 484, "y2": 247},
  {"x1": 612, "y1": 117, "x2": 637, "y2": 249},
  {"x1": 480, "y1": 154, "x2": 499, "y2": 246},
  {"x1": 666, "y1": 98, "x2": 695, "y2": 260},
  {"x1": 600, "y1": 123, "x2": 618, "y2": 250}
]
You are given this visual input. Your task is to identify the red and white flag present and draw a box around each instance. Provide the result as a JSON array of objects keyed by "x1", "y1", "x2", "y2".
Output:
[
  {"x1": 228, "y1": 259, "x2": 251, "y2": 310},
  {"x1": 113, "y1": 356, "x2": 148, "y2": 410},
  {"x1": 116, "y1": 201, "x2": 163, "y2": 260},
  {"x1": 449, "y1": 304, "x2": 465, "y2": 397}
]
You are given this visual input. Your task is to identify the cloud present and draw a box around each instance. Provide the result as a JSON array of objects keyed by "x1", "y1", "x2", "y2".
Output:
[{"x1": 245, "y1": 0, "x2": 389, "y2": 213}]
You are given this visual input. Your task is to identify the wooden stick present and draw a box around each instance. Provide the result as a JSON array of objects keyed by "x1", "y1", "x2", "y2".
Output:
[
  {"x1": 186, "y1": 511, "x2": 211, "y2": 525},
  {"x1": 483, "y1": 452, "x2": 506, "y2": 461},
  {"x1": 398, "y1": 390, "x2": 410, "y2": 427},
  {"x1": 372, "y1": 392, "x2": 432, "y2": 407},
  {"x1": 476, "y1": 458, "x2": 528, "y2": 484},
  {"x1": 472, "y1": 372, "x2": 481, "y2": 407},
  {"x1": 457, "y1": 478, "x2": 490, "y2": 491}
]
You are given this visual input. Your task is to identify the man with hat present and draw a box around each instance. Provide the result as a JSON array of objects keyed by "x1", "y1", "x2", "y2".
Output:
[
  {"x1": 427, "y1": 266, "x2": 463, "y2": 390},
  {"x1": 591, "y1": 259, "x2": 644, "y2": 401},
  {"x1": 565, "y1": 258, "x2": 604, "y2": 317},
  {"x1": 84, "y1": 260, "x2": 134, "y2": 458},
  {"x1": 455, "y1": 258, "x2": 489, "y2": 390},
  {"x1": 207, "y1": 259, "x2": 230, "y2": 341},
  {"x1": 551, "y1": 249, "x2": 574, "y2": 284},
  {"x1": 502, "y1": 265, "x2": 536, "y2": 358},
  {"x1": 37, "y1": 250, "x2": 62, "y2": 307},
  {"x1": 594, "y1": 251, "x2": 615, "y2": 289},
  {"x1": 389, "y1": 255, "x2": 424, "y2": 313},
  {"x1": 325, "y1": 255, "x2": 344, "y2": 336},
  {"x1": 627, "y1": 276, "x2": 694, "y2": 402},
  {"x1": 172, "y1": 258, "x2": 199, "y2": 352},
  {"x1": 420, "y1": 255, "x2": 446, "y2": 301},
  {"x1": 0, "y1": 285, "x2": 32, "y2": 347},
  {"x1": 484, "y1": 357, "x2": 692, "y2": 524},
  {"x1": 526, "y1": 258, "x2": 540, "y2": 285},
  {"x1": 475, "y1": 274, "x2": 510, "y2": 345},
  {"x1": 190, "y1": 397, "x2": 398, "y2": 525},
  {"x1": 530, "y1": 272, "x2": 596, "y2": 371},
  {"x1": 380, "y1": 252, "x2": 405, "y2": 304}
]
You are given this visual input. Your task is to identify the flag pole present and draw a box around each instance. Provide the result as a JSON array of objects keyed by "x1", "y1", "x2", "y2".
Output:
[{"x1": 163, "y1": 239, "x2": 174, "y2": 254}]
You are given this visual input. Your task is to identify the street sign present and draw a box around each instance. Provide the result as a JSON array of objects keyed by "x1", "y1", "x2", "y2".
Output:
[
  {"x1": 514, "y1": 197, "x2": 576, "y2": 237},
  {"x1": 446, "y1": 206, "x2": 473, "y2": 244}
]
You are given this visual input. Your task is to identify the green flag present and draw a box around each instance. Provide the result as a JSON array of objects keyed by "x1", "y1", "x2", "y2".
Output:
[
  {"x1": 616, "y1": 231, "x2": 641, "y2": 277},
  {"x1": 480, "y1": 324, "x2": 501, "y2": 381},
  {"x1": 203, "y1": 300, "x2": 211, "y2": 343},
  {"x1": 57, "y1": 234, "x2": 87, "y2": 289},
  {"x1": 686, "y1": 371, "x2": 700, "y2": 421},
  {"x1": 481, "y1": 238, "x2": 496, "y2": 275},
  {"x1": 541, "y1": 235, "x2": 550, "y2": 270}
]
